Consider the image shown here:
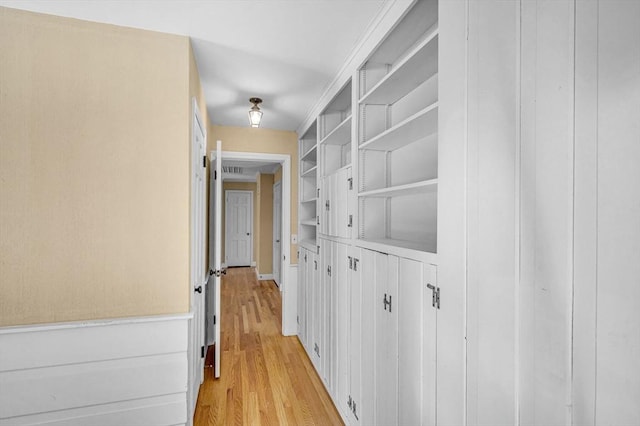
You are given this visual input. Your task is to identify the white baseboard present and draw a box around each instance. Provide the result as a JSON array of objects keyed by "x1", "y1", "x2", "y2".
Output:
[
  {"x1": 0, "y1": 314, "x2": 191, "y2": 426},
  {"x1": 256, "y1": 271, "x2": 275, "y2": 281}
]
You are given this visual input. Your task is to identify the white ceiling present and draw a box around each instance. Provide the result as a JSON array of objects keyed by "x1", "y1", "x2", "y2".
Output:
[{"x1": 1, "y1": 0, "x2": 388, "y2": 131}]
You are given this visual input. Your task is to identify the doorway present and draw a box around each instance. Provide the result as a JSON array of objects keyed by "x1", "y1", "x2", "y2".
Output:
[
  {"x1": 273, "y1": 181, "x2": 282, "y2": 286},
  {"x1": 224, "y1": 190, "x2": 253, "y2": 267},
  {"x1": 210, "y1": 150, "x2": 296, "y2": 337}
]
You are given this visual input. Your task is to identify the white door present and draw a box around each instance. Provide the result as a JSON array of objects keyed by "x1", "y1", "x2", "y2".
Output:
[
  {"x1": 212, "y1": 141, "x2": 223, "y2": 378},
  {"x1": 205, "y1": 141, "x2": 222, "y2": 346},
  {"x1": 225, "y1": 191, "x2": 252, "y2": 267},
  {"x1": 189, "y1": 100, "x2": 207, "y2": 417},
  {"x1": 273, "y1": 181, "x2": 282, "y2": 286}
]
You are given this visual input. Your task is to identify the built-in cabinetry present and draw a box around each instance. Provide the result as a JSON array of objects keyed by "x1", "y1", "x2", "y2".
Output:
[
  {"x1": 299, "y1": 122, "x2": 318, "y2": 249},
  {"x1": 297, "y1": 0, "x2": 439, "y2": 424},
  {"x1": 358, "y1": 0, "x2": 438, "y2": 254}
]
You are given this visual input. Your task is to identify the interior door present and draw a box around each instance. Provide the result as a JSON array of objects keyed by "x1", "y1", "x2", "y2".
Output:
[
  {"x1": 211, "y1": 140, "x2": 222, "y2": 378},
  {"x1": 273, "y1": 181, "x2": 282, "y2": 286},
  {"x1": 189, "y1": 100, "x2": 207, "y2": 415},
  {"x1": 225, "y1": 191, "x2": 252, "y2": 266}
]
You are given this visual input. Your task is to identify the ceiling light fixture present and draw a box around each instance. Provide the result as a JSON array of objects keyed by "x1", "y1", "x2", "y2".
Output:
[{"x1": 248, "y1": 97, "x2": 263, "y2": 128}]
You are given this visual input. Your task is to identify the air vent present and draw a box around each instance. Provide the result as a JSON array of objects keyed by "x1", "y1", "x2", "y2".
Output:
[{"x1": 222, "y1": 166, "x2": 243, "y2": 174}]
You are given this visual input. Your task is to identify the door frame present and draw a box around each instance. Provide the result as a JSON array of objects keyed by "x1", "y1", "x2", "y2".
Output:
[
  {"x1": 272, "y1": 180, "x2": 282, "y2": 286},
  {"x1": 212, "y1": 150, "x2": 295, "y2": 336},
  {"x1": 224, "y1": 190, "x2": 254, "y2": 267}
]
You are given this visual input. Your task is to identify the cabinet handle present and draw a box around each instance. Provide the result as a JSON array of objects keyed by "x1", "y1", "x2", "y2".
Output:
[
  {"x1": 427, "y1": 283, "x2": 440, "y2": 309},
  {"x1": 353, "y1": 258, "x2": 359, "y2": 271},
  {"x1": 383, "y1": 293, "x2": 392, "y2": 312},
  {"x1": 348, "y1": 256, "x2": 353, "y2": 270}
]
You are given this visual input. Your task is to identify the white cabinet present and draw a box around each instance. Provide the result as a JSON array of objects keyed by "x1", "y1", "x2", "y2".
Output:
[
  {"x1": 298, "y1": 246, "x2": 318, "y2": 357},
  {"x1": 373, "y1": 251, "x2": 399, "y2": 425},
  {"x1": 320, "y1": 167, "x2": 353, "y2": 238},
  {"x1": 319, "y1": 79, "x2": 354, "y2": 240},
  {"x1": 296, "y1": 1, "x2": 441, "y2": 425}
]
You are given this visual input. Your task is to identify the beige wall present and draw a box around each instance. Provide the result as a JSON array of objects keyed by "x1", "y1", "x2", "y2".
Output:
[
  {"x1": 256, "y1": 174, "x2": 274, "y2": 275},
  {"x1": 221, "y1": 182, "x2": 257, "y2": 264},
  {"x1": 0, "y1": 7, "x2": 193, "y2": 326},
  {"x1": 208, "y1": 125, "x2": 298, "y2": 264},
  {"x1": 274, "y1": 166, "x2": 282, "y2": 183}
]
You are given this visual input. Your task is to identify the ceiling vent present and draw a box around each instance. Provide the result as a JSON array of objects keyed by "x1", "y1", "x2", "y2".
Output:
[{"x1": 222, "y1": 166, "x2": 243, "y2": 174}]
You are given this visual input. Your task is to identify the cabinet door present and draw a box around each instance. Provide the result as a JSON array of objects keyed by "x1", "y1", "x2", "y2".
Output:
[
  {"x1": 335, "y1": 242, "x2": 350, "y2": 417},
  {"x1": 398, "y1": 258, "x2": 437, "y2": 426},
  {"x1": 298, "y1": 249, "x2": 307, "y2": 347},
  {"x1": 320, "y1": 240, "x2": 333, "y2": 389},
  {"x1": 337, "y1": 167, "x2": 353, "y2": 239},
  {"x1": 348, "y1": 246, "x2": 363, "y2": 425},
  {"x1": 375, "y1": 253, "x2": 399, "y2": 426},
  {"x1": 309, "y1": 249, "x2": 321, "y2": 369}
]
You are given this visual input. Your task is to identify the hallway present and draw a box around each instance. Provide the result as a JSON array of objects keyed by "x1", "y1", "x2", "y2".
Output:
[{"x1": 194, "y1": 267, "x2": 343, "y2": 425}]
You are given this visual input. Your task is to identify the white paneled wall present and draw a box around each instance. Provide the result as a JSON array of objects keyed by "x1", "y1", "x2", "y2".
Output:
[
  {"x1": 0, "y1": 315, "x2": 190, "y2": 426},
  {"x1": 458, "y1": 1, "x2": 640, "y2": 425}
]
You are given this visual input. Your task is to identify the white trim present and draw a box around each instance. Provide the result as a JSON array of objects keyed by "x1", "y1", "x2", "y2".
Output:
[
  {"x1": 257, "y1": 273, "x2": 275, "y2": 281},
  {"x1": 296, "y1": 0, "x2": 416, "y2": 136},
  {"x1": 0, "y1": 314, "x2": 190, "y2": 425},
  {"x1": 0, "y1": 313, "x2": 192, "y2": 335},
  {"x1": 217, "y1": 150, "x2": 293, "y2": 336}
]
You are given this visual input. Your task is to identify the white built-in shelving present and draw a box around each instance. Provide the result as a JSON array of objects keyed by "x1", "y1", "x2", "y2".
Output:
[
  {"x1": 298, "y1": 121, "x2": 318, "y2": 248},
  {"x1": 357, "y1": 0, "x2": 439, "y2": 255}
]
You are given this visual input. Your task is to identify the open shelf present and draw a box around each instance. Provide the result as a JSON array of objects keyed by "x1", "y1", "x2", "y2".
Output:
[
  {"x1": 301, "y1": 145, "x2": 317, "y2": 162},
  {"x1": 299, "y1": 239, "x2": 317, "y2": 252},
  {"x1": 360, "y1": 103, "x2": 437, "y2": 151},
  {"x1": 320, "y1": 115, "x2": 352, "y2": 146},
  {"x1": 358, "y1": 238, "x2": 436, "y2": 256},
  {"x1": 301, "y1": 197, "x2": 318, "y2": 204},
  {"x1": 301, "y1": 165, "x2": 318, "y2": 177},
  {"x1": 360, "y1": 26, "x2": 438, "y2": 106},
  {"x1": 358, "y1": 179, "x2": 437, "y2": 198},
  {"x1": 301, "y1": 219, "x2": 318, "y2": 227}
]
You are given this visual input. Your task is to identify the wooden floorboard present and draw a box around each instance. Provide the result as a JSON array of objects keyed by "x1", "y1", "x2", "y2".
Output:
[{"x1": 194, "y1": 267, "x2": 344, "y2": 426}]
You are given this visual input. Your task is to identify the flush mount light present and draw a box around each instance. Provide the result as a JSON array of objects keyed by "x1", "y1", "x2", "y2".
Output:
[{"x1": 248, "y1": 97, "x2": 263, "y2": 128}]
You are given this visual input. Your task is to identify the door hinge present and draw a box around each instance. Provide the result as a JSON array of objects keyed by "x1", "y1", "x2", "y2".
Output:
[
  {"x1": 327, "y1": 265, "x2": 331, "y2": 277},
  {"x1": 317, "y1": 215, "x2": 320, "y2": 225},
  {"x1": 348, "y1": 177, "x2": 353, "y2": 190},
  {"x1": 383, "y1": 293, "x2": 392, "y2": 312},
  {"x1": 203, "y1": 156, "x2": 207, "y2": 168},
  {"x1": 304, "y1": 254, "x2": 307, "y2": 262},
  {"x1": 317, "y1": 188, "x2": 320, "y2": 197},
  {"x1": 325, "y1": 200, "x2": 330, "y2": 211},
  {"x1": 211, "y1": 269, "x2": 226, "y2": 277},
  {"x1": 201, "y1": 346, "x2": 205, "y2": 358},
  {"x1": 314, "y1": 260, "x2": 317, "y2": 270},
  {"x1": 317, "y1": 245, "x2": 320, "y2": 255},
  {"x1": 427, "y1": 283, "x2": 441, "y2": 309},
  {"x1": 347, "y1": 214, "x2": 353, "y2": 228}
]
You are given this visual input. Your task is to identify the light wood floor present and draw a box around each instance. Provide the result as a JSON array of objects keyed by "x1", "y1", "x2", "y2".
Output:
[{"x1": 194, "y1": 267, "x2": 344, "y2": 425}]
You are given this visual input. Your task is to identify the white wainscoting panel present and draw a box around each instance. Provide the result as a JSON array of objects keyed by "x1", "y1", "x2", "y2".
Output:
[{"x1": 0, "y1": 314, "x2": 191, "y2": 426}]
